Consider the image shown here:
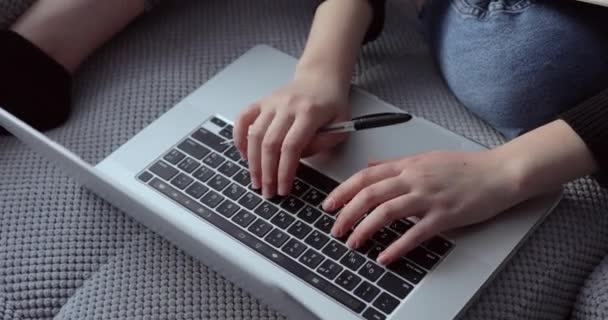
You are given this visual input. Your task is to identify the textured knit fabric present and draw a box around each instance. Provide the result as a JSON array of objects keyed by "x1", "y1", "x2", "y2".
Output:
[
  {"x1": 572, "y1": 255, "x2": 608, "y2": 320},
  {"x1": 0, "y1": 1, "x2": 606, "y2": 320},
  {"x1": 0, "y1": 30, "x2": 71, "y2": 134}
]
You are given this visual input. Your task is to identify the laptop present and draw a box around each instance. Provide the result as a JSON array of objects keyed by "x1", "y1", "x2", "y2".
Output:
[{"x1": 0, "y1": 45, "x2": 562, "y2": 320}]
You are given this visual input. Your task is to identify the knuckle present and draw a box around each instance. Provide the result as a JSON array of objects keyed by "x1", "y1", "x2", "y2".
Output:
[
  {"x1": 359, "y1": 189, "x2": 378, "y2": 204},
  {"x1": 281, "y1": 140, "x2": 300, "y2": 154},
  {"x1": 376, "y1": 203, "x2": 397, "y2": 220},
  {"x1": 262, "y1": 138, "x2": 282, "y2": 152}
]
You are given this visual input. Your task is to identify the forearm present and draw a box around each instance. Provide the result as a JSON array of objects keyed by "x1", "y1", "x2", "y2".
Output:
[
  {"x1": 495, "y1": 120, "x2": 598, "y2": 197},
  {"x1": 295, "y1": 0, "x2": 372, "y2": 90},
  {"x1": 11, "y1": 0, "x2": 144, "y2": 72}
]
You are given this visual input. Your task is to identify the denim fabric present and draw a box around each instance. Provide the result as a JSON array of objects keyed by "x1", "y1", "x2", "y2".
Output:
[{"x1": 420, "y1": 0, "x2": 608, "y2": 138}]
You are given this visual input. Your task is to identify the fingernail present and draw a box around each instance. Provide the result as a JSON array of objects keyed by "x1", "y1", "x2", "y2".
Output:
[
  {"x1": 251, "y1": 178, "x2": 260, "y2": 189},
  {"x1": 377, "y1": 253, "x2": 389, "y2": 266},
  {"x1": 323, "y1": 197, "x2": 335, "y2": 211},
  {"x1": 331, "y1": 226, "x2": 342, "y2": 238},
  {"x1": 346, "y1": 238, "x2": 358, "y2": 250},
  {"x1": 277, "y1": 185, "x2": 288, "y2": 197}
]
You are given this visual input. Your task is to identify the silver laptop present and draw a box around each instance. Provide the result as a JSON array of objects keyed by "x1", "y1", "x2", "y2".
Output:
[{"x1": 0, "y1": 45, "x2": 561, "y2": 320}]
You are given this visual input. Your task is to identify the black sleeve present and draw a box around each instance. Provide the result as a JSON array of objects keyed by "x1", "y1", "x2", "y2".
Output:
[
  {"x1": 316, "y1": 0, "x2": 387, "y2": 44},
  {"x1": 0, "y1": 30, "x2": 71, "y2": 134},
  {"x1": 559, "y1": 87, "x2": 608, "y2": 185}
]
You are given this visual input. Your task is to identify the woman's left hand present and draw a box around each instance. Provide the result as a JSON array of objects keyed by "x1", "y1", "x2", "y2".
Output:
[{"x1": 323, "y1": 149, "x2": 525, "y2": 265}]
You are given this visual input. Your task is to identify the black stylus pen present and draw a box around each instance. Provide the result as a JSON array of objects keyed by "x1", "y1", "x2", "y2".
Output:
[{"x1": 221, "y1": 112, "x2": 413, "y2": 145}]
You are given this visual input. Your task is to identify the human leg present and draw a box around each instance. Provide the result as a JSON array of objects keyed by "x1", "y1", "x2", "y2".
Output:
[{"x1": 420, "y1": 0, "x2": 608, "y2": 139}]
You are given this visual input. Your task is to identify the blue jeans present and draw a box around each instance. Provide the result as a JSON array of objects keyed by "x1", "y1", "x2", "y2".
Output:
[{"x1": 420, "y1": 0, "x2": 608, "y2": 138}]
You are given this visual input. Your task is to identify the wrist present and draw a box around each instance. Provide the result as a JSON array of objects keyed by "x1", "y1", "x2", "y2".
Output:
[
  {"x1": 294, "y1": 64, "x2": 351, "y2": 97},
  {"x1": 484, "y1": 147, "x2": 535, "y2": 202}
]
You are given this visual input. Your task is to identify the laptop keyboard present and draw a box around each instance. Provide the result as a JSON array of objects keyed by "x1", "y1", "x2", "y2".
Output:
[{"x1": 138, "y1": 115, "x2": 454, "y2": 319}]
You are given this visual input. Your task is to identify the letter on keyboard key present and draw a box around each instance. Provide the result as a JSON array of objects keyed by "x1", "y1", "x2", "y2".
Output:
[
  {"x1": 248, "y1": 219, "x2": 273, "y2": 237},
  {"x1": 265, "y1": 229, "x2": 289, "y2": 248},
  {"x1": 287, "y1": 221, "x2": 312, "y2": 240},
  {"x1": 233, "y1": 169, "x2": 251, "y2": 186},
  {"x1": 224, "y1": 146, "x2": 242, "y2": 162},
  {"x1": 317, "y1": 259, "x2": 343, "y2": 280},
  {"x1": 177, "y1": 139, "x2": 210, "y2": 160},
  {"x1": 270, "y1": 211, "x2": 295, "y2": 229},
  {"x1": 192, "y1": 128, "x2": 228, "y2": 152},
  {"x1": 340, "y1": 251, "x2": 366, "y2": 271},
  {"x1": 149, "y1": 161, "x2": 178, "y2": 181},
  {"x1": 387, "y1": 259, "x2": 426, "y2": 284},
  {"x1": 304, "y1": 230, "x2": 329, "y2": 250},
  {"x1": 304, "y1": 273, "x2": 365, "y2": 313},
  {"x1": 185, "y1": 182, "x2": 208, "y2": 199},
  {"x1": 232, "y1": 210, "x2": 256, "y2": 228},
  {"x1": 377, "y1": 273, "x2": 413, "y2": 299},
  {"x1": 280, "y1": 196, "x2": 305, "y2": 214},
  {"x1": 297, "y1": 206, "x2": 322, "y2": 224},
  {"x1": 216, "y1": 200, "x2": 240, "y2": 218},
  {"x1": 254, "y1": 202, "x2": 278, "y2": 219},
  {"x1": 192, "y1": 166, "x2": 214, "y2": 182},
  {"x1": 238, "y1": 192, "x2": 262, "y2": 210},
  {"x1": 163, "y1": 149, "x2": 185, "y2": 165},
  {"x1": 209, "y1": 174, "x2": 231, "y2": 191},
  {"x1": 281, "y1": 238, "x2": 306, "y2": 259},
  {"x1": 203, "y1": 152, "x2": 225, "y2": 169},
  {"x1": 314, "y1": 215, "x2": 335, "y2": 234},
  {"x1": 218, "y1": 161, "x2": 239, "y2": 177},
  {"x1": 336, "y1": 270, "x2": 362, "y2": 291},
  {"x1": 223, "y1": 183, "x2": 246, "y2": 201},
  {"x1": 359, "y1": 261, "x2": 385, "y2": 282},
  {"x1": 354, "y1": 282, "x2": 381, "y2": 303},
  {"x1": 170, "y1": 173, "x2": 194, "y2": 190},
  {"x1": 373, "y1": 293, "x2": 400, "y2": 315},
  {"x1": 322, "y1": 241, "x2": 348, "y2": 261},
  {"x1": 302, "y1": 188, "x2": 325, "y2": 206},
  {"x1": 200, "y1": 190, "x2": 224, "y2": 208},
  {"x1": 177, "y1": 157, "x2": 200, "y2": 173},
  {"x1": 362, "y1": 308, "x2": 386, "y2": 320},
  {"x1": 299, "y1": 249, "x2": 325, "y2": 269}
]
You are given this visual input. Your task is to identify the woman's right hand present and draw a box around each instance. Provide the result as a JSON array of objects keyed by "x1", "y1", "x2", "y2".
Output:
[{"x1": 233, "y1": 71, "x2": 351, "y2": 199}]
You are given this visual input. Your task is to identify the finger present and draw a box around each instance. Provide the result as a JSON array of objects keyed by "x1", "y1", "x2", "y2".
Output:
[
  {"x1": 367, "y1": 157, "x2": 399, "y2": 167},
  {"x1": 322, "y1": 164, "x2": 401, "y2": 212},
  {"x1": 301, "y1": 132, "x2": 349, "y2": 157},
  {"x1": 234, "y1": 103, "x2": 261, "y2": 158},
  {"x1": 331, "y1": 175, "x2": 407, "y2": 238},
  {"x1": 247, "y1": 111, "x2": 275, "y2": 189},
  {"x1": 261, "y1": 113, "x2": 295, "y2": 198},
  {"x1": 345, "y1": 193, "x2": 424, "y2": 250},
  {"x1": 276, "y1": 115, "x2": 317, "y2": 196},
  {"x1": 377, "y1": 216, "x2": 440, "y2": 265}
]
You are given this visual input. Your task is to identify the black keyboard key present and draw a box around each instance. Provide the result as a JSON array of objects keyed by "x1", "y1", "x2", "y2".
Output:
[
  {"x1": 270, "y1": 211, "x2": 295, "y2": 229},
  {"x1": 356, "y1": 241, "x2": 374, "y2": 255},
  {"x1": 287, "y1": 221, "x2": 312, "y2": 240},
  {"x1": 217, "y1": 161, "x2": 239, "y2": 177},
  {"x1": 368, "y1": 243, "x2": 386, "y2": 261},
  {"x1": 238, "y1": 158, "x2": 249, "y2": 168},
  {"x1": 373, "y1": 228, "x2": 399, "y2": 246},
  {"x1": 191, "y1": 166, "x2": 213, "y2": 182},
  {"x1": 377, "y1": 273, "x2": 413, "y2": 299},
  {"x1": 302, "y1": 188, "x2": 325, "y2": 207},
  {"x1": 192, "y1": 128, "x2": 228, "y2": 153},
  {"x1": 340, "y1": 251, "x2": 366, "y2": 271},
  {"x1": 298, "y1": 206, "x2": 322, "y2": 224},
  {"x1": 390, "y1": 219, "x2": 414, "y2": 234},
  {"x1": 209, "y1": 174, "x2": 231, "y2": 191},
  {"x1": 281, "y1": 238, "x2": 306, "y2": 259},
  {"x1": 233, "y1": 169, "x2": 251, "y2": 187},
  {"x1": 359, "y1": 261, "x2": 385, "y2": 282},
  {"x1": 210, "y1": 117, "x2": 227, "y2": 128},
  {"x1": 304, "y1": 230, "x2": 329, "y2": 250},
  {"x1": 268, "y1": 195, "x2": 285, "y2": 205},
  {"x1": 185, "y1": 182, "x2": 209, "y2": 199},
  {"x1": 281, "y1": 196, "x2": 305, "y2": 214},
  {"x1": 249, "y1": 218, "x2": 273, "y2": 237},
  {"x1": 224, "y1": 146, "x2": 242, "y2": 162},
  {"x1": 299, "y1": 249, "x2": 325, "y2": 269},
  {"x1": 137, "y1": 171, "x2": 153, "y2": 183},
  {"x1": 177, "y1": 139, "x2": 210, "y2": 160},
  {"x1": 163, "y1": 149, "x2": 186, "y2": 165},
  {"x1": 254, "y1": 202, "x2": 278, "y2": 219},
  {"x1": 314, "y1": 215, "x2": 335, "y2": 234},
  {"x1": 354, "y1": 282, "x2": 381, "y2": 303},
  {"x1": 322, "y1": 241, "x2": 348, "y2": 261},
  {"x1": 406, "y1": 246, "x2": 440, "y2": 270},
  {"x1": 291, "y1": 179, "x2": 310, "y2": 197},
  {"x1": 232, "y1": 210, "x2": 256, "y2": 228},
  {"x1": 317, "y1": 259, "x2": 343, "y2": 280},
  {"x1": 266, "y1": 229, "x2": 289, "y2": 248},
  {"x1": 219, "y1": 127, "x2": 233, "y2": 140},
  {"x1": 203, "y1": 152, "x2": 225, "y2": 169},
  {"x1": 170, "y1": 173, "x2": 194, "y2": 190},
  {"x1": 177, "y1": 157, "x2": 200, "y2": 174},
  {"x1": 149, "y1": 161, "x2": 178, "y2": 181},
  {"x1": 373, "y1": 293, "x2": 400, "y2": 315},
  {"x1": 388, "y1": 259, "x2": 427, "y2": 284},
  {"x1": 151, "y1": 177, "x2": 365, "y2": 314},
  {"x1": 306, "y1": 273, "x2": 365, "y2": 314},
  {"x1": 238, "y1": 192, "x2": 262, "y2": 210},
  {"x1": 336, "y1": 270, "x2": 362, "y2": 291},
  {"x1": 149, "y1": 178, "x2": 211, "y2": 219},
  {"x1": 223, "y1": 183, "x2": 246, "y2": 201},
  {"x1": 362, "y1": 307, "x2": 386, "y2": 320},
  {"x1": 296, "y1": 164, "x2": 339, "y2": 194},
  {"x1": 424, "y1": 236, "x2": 453, "y2": 256},
  {"x1": 217, "y1": 200, "x2": 240, "y2": 218},
  {"x1": 200, "y1": 190, "x2": 224, "y2": 208}
]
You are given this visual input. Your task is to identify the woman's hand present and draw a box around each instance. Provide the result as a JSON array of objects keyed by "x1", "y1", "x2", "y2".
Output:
[
  {"x1": 233, "y1": 72, "x2": 351, "y2": 199},
  {"x1": 323, "y1": 150, "x2": 526, "y2": 265}
]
